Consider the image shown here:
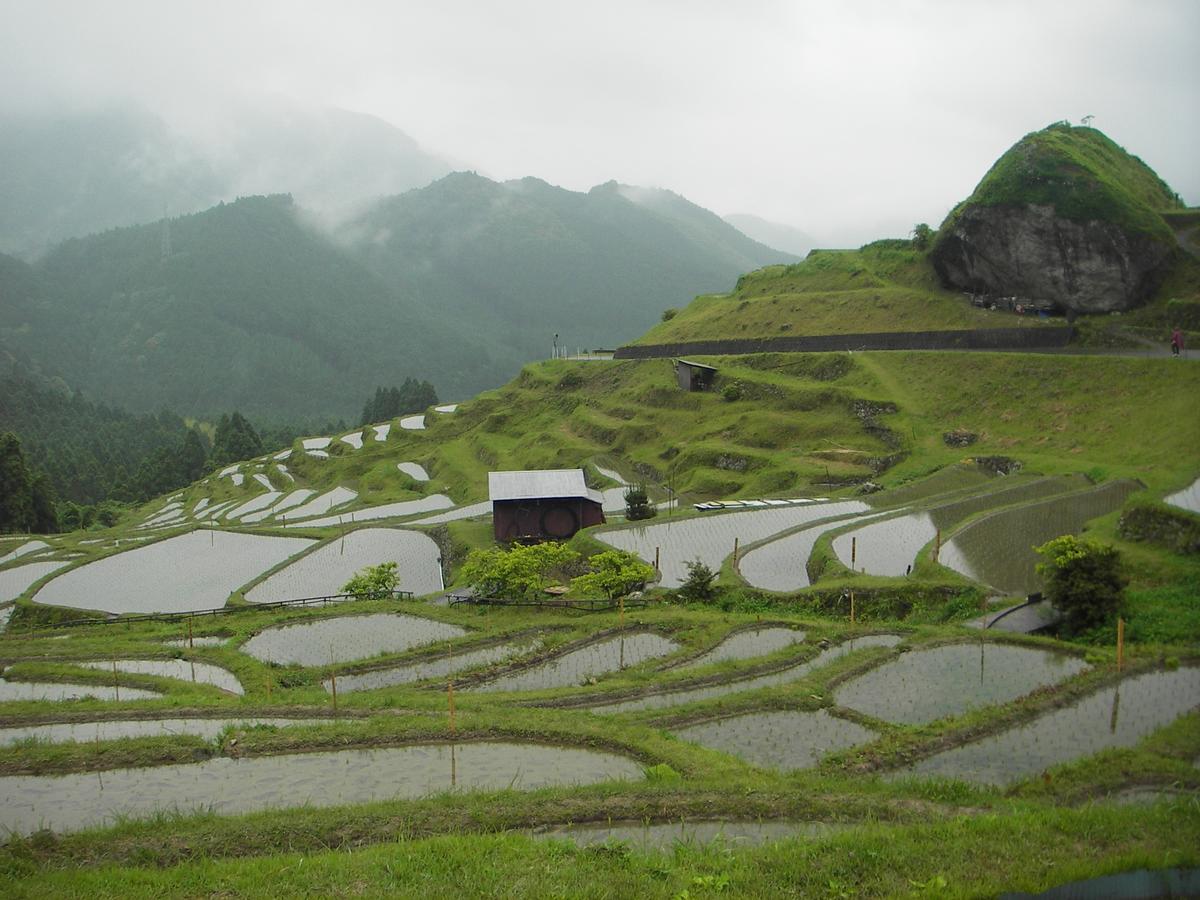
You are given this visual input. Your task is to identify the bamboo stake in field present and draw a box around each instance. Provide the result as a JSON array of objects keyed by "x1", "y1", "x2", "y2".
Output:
[
  {"x1": 618, "y1": 595, "x2": 624, "y2": 628},
  {"x1": 654, "y1": 546, "x2": 660, "y2": 573},
  {"x1": 447, "y1": 642, "x2": 456, "y2": 734},
  {"x1": 733, "y1": 537, "x2": 739, "y2": 567},
  {"x1": 187, "y1": 618, "x2": 193, "y2": 649},
  {"x1": 850, "y1": 590, "x2": 855, "y2": 624},
  {"x1": 934, "y1": 528, "x2": 941, "y2": 563},
  {"x1": 112, "y1": 657, "x2": 119, "y2": 702},
  {"x1": 1117, "y1": 618, "x2": 1125, "y2": 671},
  {"x1": 851, "y1": 537, "x2": 856, "y2": 567},
  {"x1": 329, "y1": 644, "x2": 338, "y2": 715}
]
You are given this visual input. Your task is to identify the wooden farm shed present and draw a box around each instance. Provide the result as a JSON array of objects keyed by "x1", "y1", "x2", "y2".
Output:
[
  {"x1": 488, "y1": 469, "x2": 606, "y2": 543},
  {"x1": 673, "y1": 358, "x2": 718, "y2": 391}
]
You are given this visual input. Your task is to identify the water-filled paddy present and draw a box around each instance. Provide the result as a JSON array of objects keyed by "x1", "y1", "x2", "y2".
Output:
[
  {"x1": 939, "y1": 480, "x2": 1140, "y2": 595},
  {"x1": 78, "y1": 659, "x2": 244, "y2": 694},
  {"x1": 243, "y1": 489, "x2": 315, "y2": 523},
  {"x1": 0, "y1": 717, "x2": 332, "y2": 746},
  {"x1": 323, "y1": 639, "x2": 541, "y2": 693},
  {"x1": 739, "y1": 512, "x2": 888, "y2": 591},
  {"x1": 533, "y1": 819, "x2": 839, "y2": 849},
  {"x1": 675, "y1": 710, "x2": 875, "y2": 770},
  {"x1": 411, "y1": 500, "x2": 493, "y2": 525},
  {"x1": 400, "y1": 414, "x2": 426, "y2": 430},
  {"x1": 681, "y1": 627, "x2": 806, "y2": 669},
  {"x1": 301, "y1": 437, "x2": 331, "y2": 450},
  {"x1": 286, "y1": 494, "x2": 455, "y2": 529},
  {"x1": 831, "y1": 477, "x2": 1081, "y2": 577},
  {"x1": 895, "y1": 667, "x2": 1200, "y2": 786},
  {"x1": 32, "y1": 530, "x2": 315, "y2": 615},
  {"x1": 1165, "y1": 476, "x2": 1200, "y2": 514},
  {"x1": 225, "y1": 491, "x2": 282, "y2": 521},
  {"x1": 241, "y1": 613, "x2": 466, "y2": 666},
  {"x1": 246, "y1": 528, "x2": 443, "y2": 603},
  {"x1": 397, "y1": 462, "x2": 430, "y2": 481},
  {"x1": 1, "y1": 561, "x2": 67, "y2": 604},
  {"x1": 598, "y1": 500, "x2": 872, "y2": 588},
  {"x1": 0, "y1": 742, "x2": 643, "y2": 836},
  {"x1": 276, "y1": 487, "x2": 358, "y2": 521},
  {"x1": 0, "y1": 541, "x2": 51, "y2": 565},
  {"x1": 473, "y1": 632, "x2": 680, "y2": 693},
  {"x1": 0, "y1": 679, "x2": 162, "y2": 702},
  {"x1": 373, "y1": 423, "x2": 391, "y2": 441},
  {"x1": 588, "y1": 634, "x2": 903, "y2": 715},
  {"x1": 163, "y1": 636, "x2": 227, "y2": 648},
  {"x1": 340, "y1": 431, "x2": 364, "y2": 450},
  {"x1": 834, "y1": 642, "x2": 1088, "y2": 724}
]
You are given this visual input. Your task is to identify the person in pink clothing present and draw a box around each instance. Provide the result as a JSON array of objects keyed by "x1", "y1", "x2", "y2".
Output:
[{"x1": 1170, "y1": 327, "x2": 1184, "y2": 357}]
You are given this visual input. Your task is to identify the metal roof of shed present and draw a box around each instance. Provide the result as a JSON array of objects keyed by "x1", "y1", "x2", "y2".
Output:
[{"x1": 488, "y1": 469, "x2": 604, "y2": 504}]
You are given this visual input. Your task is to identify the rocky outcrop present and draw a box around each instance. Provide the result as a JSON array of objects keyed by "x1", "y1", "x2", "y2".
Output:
[{"x1": 932, "y1": 203, "x2": 1173, "y2": 314}]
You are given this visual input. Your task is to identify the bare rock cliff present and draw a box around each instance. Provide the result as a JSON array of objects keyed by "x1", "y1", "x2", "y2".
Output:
[{"x1": 931, "y1": 204, "x2": 1172, "y2": 313}]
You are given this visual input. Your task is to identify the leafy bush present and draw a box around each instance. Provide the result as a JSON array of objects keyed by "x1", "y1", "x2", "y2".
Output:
[
  {"x1": 720, "y1": 382, "x2": 743, "y2": 402},
  {"x1": 623, "y1": 483, "x2": 655, "y2": 520},
  {"x1": 461, "y1": 542, "x2": 580, "y2": 600},
  {"x1": 1035, "y1": 535, "x2": 1127, "y2": 637},
  {"x1": 571, "y1": 549, "x2": 656, "y2": 599},
  {"x1": 677, "y1": 558, "x2": 717, "y2": 603},
  {"x1": 341, "y1": 562, "x2": 399, "y2": 600},
  {"x1": 660, "y1": 308, "x2": 679, "y2": 322}
]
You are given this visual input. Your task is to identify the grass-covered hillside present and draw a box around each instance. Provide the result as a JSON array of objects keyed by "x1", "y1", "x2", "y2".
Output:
[
  {"x1": 936, "y1": 122, "x2": 1183, "y2": 246},
  {"x1": 632, "y1": 242, "x2": 1059, "y2": 346}
]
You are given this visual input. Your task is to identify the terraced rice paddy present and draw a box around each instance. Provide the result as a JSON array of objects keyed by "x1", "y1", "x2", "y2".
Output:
[
  {"x1": 400, "y1": 415, "x2": 426, "y2": 430},
  {"x1": 1165, "y1": 476, "x2": 1200, "y2": 514},
  {"x1": 411, "y1": 500, "x2": 493, "y2": 525},
  {"x1": 225, "y1": 491, "x2": 282, "y2": 521},
  {"x1": 31, "y1": 530, "x2": 314, "y2": 615},
  {"x1": 323, "y1": 638, "x2": 541, "y2": 693},
  {"x1": 78, "y1": 659, "x2": 244, "y2": 694},
  {"x1": 373, "y1": 423, "x2": 391, "y2": 441},
  {"x1": 435, "y1": 404, "x2": 458, "y2": 413},
  {"x1": 675, "y1": 710, "x2": 876, "y2": 770},
  {"x1": 397, "y1": 462, "x2": 430, "y2": 481},
  {"x1": 275, "y1": 487, "x2": 358, "y2": 521},
  {"x1": 939, "y1": 480, "x2": 1141, "y2": 595},
  {"x1": 831, "y1": 478, "x2": 1083, "y2": 577},
  {"x1": 163, "y1": 636, "x2": 227, "y2": 648},
  {"x1": 598, "y1": 501, "x2": 872, "y2": 588},
  {"x1": 285, "y1": 494, "x2": 454, "y2": 529},
  {"x1": 246, "y1": 489, "x2": 315, "y2": 524},
  {"x1": 0, "y1": 742, "x2": 644, "y2": 836},
  {"x1": 0, "y1": 679, "x2": 162, "y2": 702},
  {"x1": 340, "y1": 431, "x2": 364, "y2": 450},
  {"x1": 833, "y1": 642, "x2": 1089, "y2": 725},
  {"x1": 680, "y1": 626, "x2": 806, "y2": 669},
  {"x1": 245, "y1": 528, "x2": 443, "y2": 603},
  {"x1": 739, "y1": 512, "x2": 889, "y2": 591},
  {"x1": 473, "y1": 632, "x2": 680, "y2": 693},
  {"x1": 302, "y1": 437, "x2": 332, "y2": 450},
  {"x1": 0, "y1": 541, "x2": 51, "y2": 565},
  {"x1": 0, "y1": 561, "x2": 67, "y2": 604},
  {"x1": 585, "y1": 634, "x2": 903, "y2": 714},
  {"x1": 241, "y1": 613, "x2": 466, "y2": 666},
  {"x1": 252, "y1": 473, "x2": 273, "y2": 490},
  {"x1": 533, "y1": 819, "x2": 839, "y2": 849},
  {"x1": 0, "y1": 717, "x2": 334, "y2": 746},
  {"x1": 895, "y1": 666, "x2": 1200, "y2": 786}
]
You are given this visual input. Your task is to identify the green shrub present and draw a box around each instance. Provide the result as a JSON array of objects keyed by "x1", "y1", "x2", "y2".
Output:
[
  {"x1": 623, "y1": 483, "x2": 655, "y2": 520},
  {"x1": 677, "y1": 558, "x2": 717, "y2": 602},
  {"x1": 1035, "y1": 535, "x2": 1127, "y2": 637},
  {"x1": 341, "y1": 562, "x2": 399, "y2": 600}
]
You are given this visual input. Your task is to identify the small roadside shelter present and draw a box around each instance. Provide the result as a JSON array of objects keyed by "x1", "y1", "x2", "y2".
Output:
[
  {"x1": 673, "y1": 358, "x2": 718, "y2": 391},
  {"x1": 488, "y1": 469, "x2": 606, "y2": 543}
]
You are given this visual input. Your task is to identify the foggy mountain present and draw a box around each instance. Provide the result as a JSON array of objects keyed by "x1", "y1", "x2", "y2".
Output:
[
  {"x1": 0, "y1": 102, "x2": 453, "y2": 259},
  {"x1": 722, "y1": 213, "x2": 818, "y2": 257}
]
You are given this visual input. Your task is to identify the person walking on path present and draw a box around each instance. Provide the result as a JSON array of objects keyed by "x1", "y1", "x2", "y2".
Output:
[{"x1": 1170, "y1": 327, "x2": 1184, "y2": 357}]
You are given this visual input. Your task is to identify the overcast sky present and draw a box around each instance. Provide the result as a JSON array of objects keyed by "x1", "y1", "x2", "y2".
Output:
[{"x1": 2, "y1": 0, "x2": 1196, "y2": 245}]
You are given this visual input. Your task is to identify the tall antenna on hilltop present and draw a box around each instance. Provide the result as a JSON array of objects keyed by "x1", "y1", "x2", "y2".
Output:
[{"x1": 1081, "y1": 114, "x2": 1095, "y2": 127}]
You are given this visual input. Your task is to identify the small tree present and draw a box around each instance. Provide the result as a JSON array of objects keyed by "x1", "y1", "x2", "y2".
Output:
[
  {"x1": 678, "y1": 558, "x2": 717, "y2": 603},
  {"x1": 911, "y1": 223, "x2": 933, "y2": 250},
  {"x1": 1035, "y1": 535, "x2": 1127, "y2": 637},
  {"x1": 572, "y1": 550, "x2": 656, "y2": 600},
  {"x1": 461, "y1": 542, "x2": 580, "y2": 600},
  {"x1": 623, "y1": 483, "x2": 655, "y2": 520},
  {"x1": 341, "y1": 561, "x2": 399, "y2": 600}
]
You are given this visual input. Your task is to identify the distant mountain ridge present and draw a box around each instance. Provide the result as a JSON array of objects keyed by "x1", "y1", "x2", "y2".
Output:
[{"x1": 1, "y1": 175, "x2": 794, "y2": 419}]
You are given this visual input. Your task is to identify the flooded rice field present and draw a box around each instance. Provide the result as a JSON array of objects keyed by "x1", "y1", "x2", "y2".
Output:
[
  {"x1": 373, "y1": 423, "x2": 391, "y2": 441},
  {"x1": 1165, "y1": 476, "x2": 1200, "y2": 514},
  {"x1": 588, "y1": 634, "x2": 904, "y2": 715},
  {"x1": 340, "y1": 431, "x2": 364, "y2": 450},
  {"x1": 834, "y1": 642, "x2": 1088, "y2": 725},
  {"x1": 284, "y1": 494, "x2": 455, "y2": 529},
  {"x1": 0, "y1": 717, "x2": 333, "y2": 746},
  {"x1": 78, "y1": 659, "x2": 244, "y2": 695},
  {"x1": 411, "y1": 500, "x2": 494, "y2": 525},
  {"x1": 598, "y1": 500, "x2": 872, "y2": 588},
  {"x1": 832, "y1": 477, "x2": 1081, "y2": 577},
  {"x1": 241, "y1": 488, "x2": 316, "y2": 524},
  {"x1": 473, "y1": 632, "x2": 680, "y2": 693},
  {"x1": 938, "y1": 479, "x2": 1140, "y2": 595},
  {"x1": 675, "y1": 710, "x2": 875, "y2": 770},
  {"x1": 532, "y1": 819, "x2": 840, "y2": 849},
  {"x1": 680, "y1": 627, "x2": 806, "y2": 669},
  {"x1": 400, "y1": 414, "x2": 426, "y2": 430},
  {"x1": 0, "y1": 741, "x2": 643, "y2": 836},
  {"x1": 0, "y1": 679, "x2": 162, "y2": 702},
  {"x1": 245, "y1": 528, "x2": 443, "y2": 603},
  {"x1": 739, "y1": 512, "x2": 888, "y2": 591},
  {"x1": 397, "y1": 462, "x2": 430, "y2": 481},
  {"x1": 241, "y1": 613, "x2": 467, "y2": 666},
  {"x1": 0, "y1": 541, "x2": 52, "y2": 565},
  {"x1": 275, "y1": 487, "x2": 358, "y2": 522},
  {"x1": 323, "y1": 639, "x2": 541, "y2": 693},
  {"x1": 225, "y1": 491, "x2": 283, "y2": 521},
  {"x1": 895, "y1": 666, "x2": 1200, "y2": 786},
  {"x1": 1, "y1": 561, "x2": 68, "y2": 604},
  {"x1": 32, "y1": 530, "x2": 315, "y2": 615},
  {"x1": 163, "y1": 636, "x2": 227, "y2": 648}
]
